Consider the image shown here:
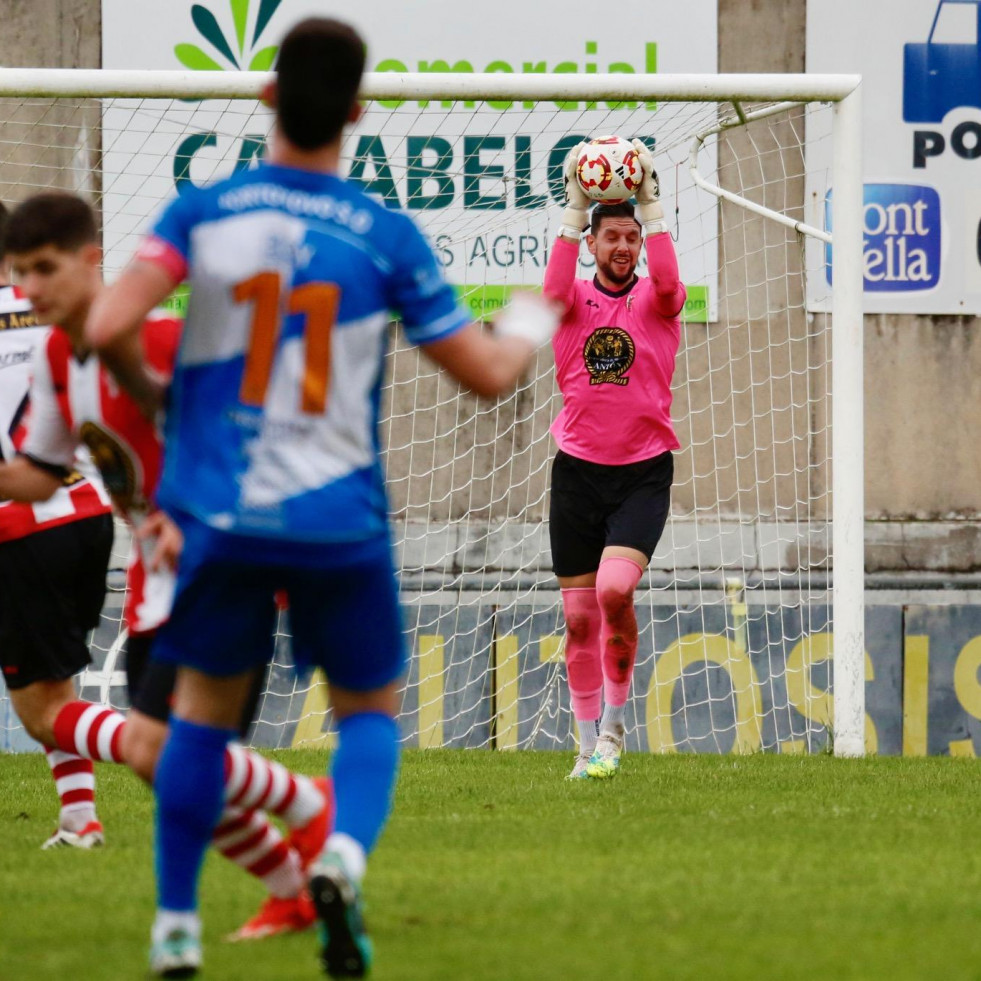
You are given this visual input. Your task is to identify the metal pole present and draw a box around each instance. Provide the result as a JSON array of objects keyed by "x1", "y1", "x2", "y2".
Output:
[{"x1": 831, "y1": 84, "x2": 866, "y2": 757}]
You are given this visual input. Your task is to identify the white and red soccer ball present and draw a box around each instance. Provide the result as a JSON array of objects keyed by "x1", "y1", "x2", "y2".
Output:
[{"x1": 575, "y1": 135, "x2": 643, "y2": 204}]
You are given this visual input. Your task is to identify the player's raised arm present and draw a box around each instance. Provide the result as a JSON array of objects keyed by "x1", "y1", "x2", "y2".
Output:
[
  {"x1": 85, "y1": 257, "x2": 176, "y2": 419},
  {"x1": 421, "y1": 291, "x2": 559, "y2": 398},
  {"x1": 543, "y1": 143, "x2": 590, "y2": 313},
  {"x1": 632, "y1": 139, "x2": 686, "y2": 318},
  {"x1": 385, "y1": 204, "x2": 560, "y2": 398}
]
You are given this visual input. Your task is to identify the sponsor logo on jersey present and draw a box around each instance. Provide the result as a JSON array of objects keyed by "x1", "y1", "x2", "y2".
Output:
[
  {"x1": 0, "y1": 349, "x2": 32, "y2": 369},
  {"x1": 0, "y1": 310, "x2": 40, "y2": 331},
  {"x1": 583, "y1": 327, "x2": 635, "y2": 386}
]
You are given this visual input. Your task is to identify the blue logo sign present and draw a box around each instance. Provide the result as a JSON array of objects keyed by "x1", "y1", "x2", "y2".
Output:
[
  {"x1": 904, "y1": 0, "x2": 981, "y2": 123},
  {"x1": 826, "y1": 184, "x2": 941, "y2": 292}
]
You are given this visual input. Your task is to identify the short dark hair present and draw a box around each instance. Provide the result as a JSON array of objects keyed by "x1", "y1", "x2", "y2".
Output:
[
  {"x1": 0, "y1": 201, "x2": 8, "y2": 262},
  {"x1": 5, "y1": 192, "x2": 98, "y2": 255},
  {"x1": 275, "y1": 18, "x2": 365, "y2": 150},
  {"x1": 590, "y1": 201, "x2": 641, "y2": 237}
]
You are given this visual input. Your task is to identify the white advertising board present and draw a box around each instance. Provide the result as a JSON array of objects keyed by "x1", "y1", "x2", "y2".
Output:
[
  {"x1": 101, "y1": 0, "x2": 718, "y2": 320},
  {"x1": 807, "y1": 0, "x2": 981, "y2": 314}
]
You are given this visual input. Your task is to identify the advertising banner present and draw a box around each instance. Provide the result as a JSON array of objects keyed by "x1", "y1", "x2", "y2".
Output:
[
  {"x1": 101, "y1": 0, "x2": 718, "y2": 321},
  {"x1": 807, "y1": 0, "x2": 981, "y2": 314},
  {"x1": 12, "y1": 597, "x2": 981, "y2": 756}
]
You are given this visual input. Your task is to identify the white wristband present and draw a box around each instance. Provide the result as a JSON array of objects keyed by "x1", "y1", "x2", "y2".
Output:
[
  {"x1": 559, "y1": 206, "x2": 588, "y2": 240},
  {"x1": 643, "y1": 219, "x2": 669, "y2": 235},
  {"x1": 494, "y1": 292, "x2": 560, "y2": 348}
]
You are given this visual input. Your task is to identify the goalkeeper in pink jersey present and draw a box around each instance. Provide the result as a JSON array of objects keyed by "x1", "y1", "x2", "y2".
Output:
[{"x1": 544, "y1": 140, "x2": 686, "y2": 780}]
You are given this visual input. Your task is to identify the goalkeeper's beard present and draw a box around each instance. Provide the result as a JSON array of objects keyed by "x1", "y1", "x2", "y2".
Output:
[{"x1": 597, "y1": 254, "x2": 638, "y2": 288}]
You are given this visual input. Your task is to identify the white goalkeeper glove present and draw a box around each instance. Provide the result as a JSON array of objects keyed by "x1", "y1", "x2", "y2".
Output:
[
  {"x1": 631, "y1": 138, "x2": 668, "y2": 235},
  {"x1": 493, "y1": 290, "x2": 561, "y2": 349},
  {"x1": 560, "y1": 142, "x2": 591, "y2": 241}
]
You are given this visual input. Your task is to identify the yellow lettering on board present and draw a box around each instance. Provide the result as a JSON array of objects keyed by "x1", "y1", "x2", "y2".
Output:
[
  {"x1": 950, "y1": 635, "x2": 981, "y2": 757},
  {"x1": 902, "y1": 636, "x2": 929, "y2": 756},
  {"x1": 291, "y1": 668, "x2": 336, "y2": 750},
  {"x1": 778, "y1": 740, "x2": 806, "y2": 754},
  {"x1": 539, "y1": 635, "x2": 563, "y2": 663},
  {"x1": 646, "y1": 633, "x2": 763, "y2": 754},
  {"x1": 493, "y1": 634, "x2": 519, "y2": 751},
  {"x1": 417, "y1": 635, "x2": 445, "y2": 749},
  {"x1": 785, "y1": 633, "x2": 878, "y2": 753}
]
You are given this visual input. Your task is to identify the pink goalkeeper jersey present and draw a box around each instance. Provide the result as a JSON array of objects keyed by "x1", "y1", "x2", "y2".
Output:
[{"x1": 544, "y1": 233, "x2": 686, "y2": 465}]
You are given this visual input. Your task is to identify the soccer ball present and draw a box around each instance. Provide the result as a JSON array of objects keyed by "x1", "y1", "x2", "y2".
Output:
[{"x1": 574, "y1": 135, "x2": 643, "y2": 204}]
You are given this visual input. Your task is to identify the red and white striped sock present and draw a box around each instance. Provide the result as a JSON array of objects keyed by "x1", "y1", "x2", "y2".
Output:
[
  {"x1": 45, "y1": 747, "x2": 97, "y2": 831},
  {"x1": 212, "y1": 807, "x2": 304, "y2": 899},
  {"x1": 52, "y1": 700, "x2": 126, "y2": 763},
  {"x1": 224, "y1": 743, "x2": 324, "y2": 829}
]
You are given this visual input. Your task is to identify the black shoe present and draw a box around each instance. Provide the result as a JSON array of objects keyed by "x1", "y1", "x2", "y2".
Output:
[{"x1": 310, "y1": 859, "x2": 372, "y2": 978}]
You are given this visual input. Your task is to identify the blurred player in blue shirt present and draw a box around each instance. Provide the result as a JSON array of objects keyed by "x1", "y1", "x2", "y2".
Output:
[{"x1": 88, "y1": 17, "x2": 558, "y2": 978}]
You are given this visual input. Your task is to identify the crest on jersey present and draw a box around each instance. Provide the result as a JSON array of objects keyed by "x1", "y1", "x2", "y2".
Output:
[
  {"x1": 583, "y1": 327, "x2": 635, "y2": 386},
  {"x1": 79, "y1": 421, "x2": 141, "y2": 510}
]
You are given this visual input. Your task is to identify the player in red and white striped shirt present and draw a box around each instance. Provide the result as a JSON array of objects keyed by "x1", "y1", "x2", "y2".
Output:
[
  {"x1": 0, "y1": 199, "x2": 115, "y2": 850},
  {"x1": 0, "y1": 192, "x2": 332, "y2": 940}
]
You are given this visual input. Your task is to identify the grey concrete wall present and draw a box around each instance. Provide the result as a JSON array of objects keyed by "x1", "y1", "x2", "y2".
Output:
[
  {"x1": 0, "y1": 0, "x2": 100, "y2": 68},
  {"x1": 865, "y1": 313, "x2": 981, "y2": 519},
  {"x1": 0, "y1": 0, "x2": 102, "y2": 209}
]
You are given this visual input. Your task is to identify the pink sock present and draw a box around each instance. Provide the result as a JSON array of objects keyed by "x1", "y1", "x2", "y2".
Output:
[
  {"x1": 596, "y1": 556, "x2": 644, "y2": 706},
  {"x1": 561, "y1": 587, "x2": 602, "y2": 721}
]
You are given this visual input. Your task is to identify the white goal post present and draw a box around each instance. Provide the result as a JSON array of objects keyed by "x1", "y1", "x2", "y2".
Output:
[{"x1": 0, "y1": 69, "x2": 865, "y2": 757}]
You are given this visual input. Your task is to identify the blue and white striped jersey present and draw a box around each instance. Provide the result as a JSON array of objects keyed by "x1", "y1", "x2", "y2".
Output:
[{"x1": 144, "y1": 163, "x2": 469, "y2": 543}]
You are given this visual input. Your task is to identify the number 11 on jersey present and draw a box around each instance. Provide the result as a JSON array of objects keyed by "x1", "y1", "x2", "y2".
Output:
[{"x1": 234, "y1": 271, "x2": 340, "y2": 414}]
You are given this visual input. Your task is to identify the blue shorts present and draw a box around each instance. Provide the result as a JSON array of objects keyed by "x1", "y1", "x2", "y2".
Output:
[{"x1": 152, "y1": 512, "x2": 406, "y2": 691}]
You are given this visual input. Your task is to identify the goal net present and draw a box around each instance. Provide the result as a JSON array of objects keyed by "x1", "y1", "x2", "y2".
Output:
[{"x1": 0, "y1": 70, "x2": 864, "y2": 757}]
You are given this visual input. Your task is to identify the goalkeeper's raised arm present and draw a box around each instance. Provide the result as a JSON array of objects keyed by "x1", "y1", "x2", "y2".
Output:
[
  {"x1": 542, "y1": 138, "x2": 686, "y2": 782},
  {"x1": 545, "y1": 140, "x2": 685, "y2": 317}
]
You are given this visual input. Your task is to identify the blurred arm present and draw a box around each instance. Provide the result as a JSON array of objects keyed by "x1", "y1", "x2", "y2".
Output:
[
  {"x1": 86, "y1": 260, "x2": 177, "y2": 418},
  {"x1": 0, "y1": 456, "x2": 62, "y2": 503},
  {"x1": 423, "y1": 324, "x2": 537, "y2": 398},
  {"x1": 138, "y1": 508, "x2": 184, "y2": 573},
  {"x1": 422, "y1": 292, "x2": 559, "y2": 397}
]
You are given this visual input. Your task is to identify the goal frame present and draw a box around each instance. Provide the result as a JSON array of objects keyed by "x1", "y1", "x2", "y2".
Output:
[{"x1": 0, "y1": 68, "x2": 865, "y2": 757}]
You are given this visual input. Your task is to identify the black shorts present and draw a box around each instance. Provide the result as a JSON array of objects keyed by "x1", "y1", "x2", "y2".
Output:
[
  {"x1": 549, "y1": 449, "x2": 673, "y2": 578},
  {"x1": 127, "y1": 631, "x2": 265, "y2": 739},
  {"x1": 0, "y1": 513, "x2": 114, "y2": 690}
]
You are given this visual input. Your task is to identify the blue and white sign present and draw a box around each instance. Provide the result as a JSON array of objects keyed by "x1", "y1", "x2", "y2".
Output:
[
  {"x1": 825, "y1": 183, "x2": 942, "y2": 292},
  {"x1": 808, "y1": 0, "x2": 981, "y2": 314},
  {"x1": 903, "y1": 4, "x2": 981, "y2": 124}
]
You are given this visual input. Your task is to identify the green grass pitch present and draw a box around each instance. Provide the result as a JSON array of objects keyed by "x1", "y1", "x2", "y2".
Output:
[{"x1": 2, "y1": 749, "x2": 981, "y2": 980}]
